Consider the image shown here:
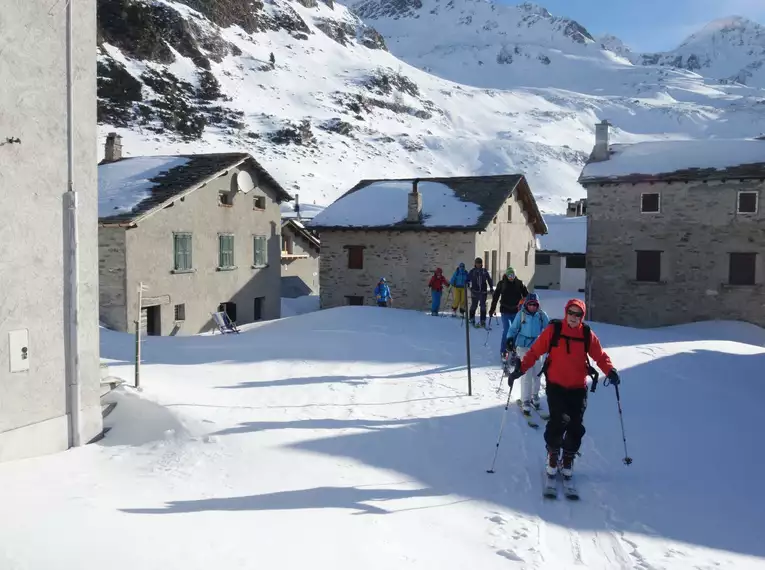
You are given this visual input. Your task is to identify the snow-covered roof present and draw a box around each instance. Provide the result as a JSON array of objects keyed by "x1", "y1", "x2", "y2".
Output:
[
  {"x1": 537, "y1": 214, "x2": 586, "y2": 254},
  {"x1": 579, "y1": 139, "x2": 765, "y2": 183},
  {"x1": 98, "y1": 153, "x2": 292, "y2": 224},
  {"x1": 309, "y1": 175, "x2": 547, "y2": 234},
  {"x1": 280, "y1": 202, "x2": 326, "y2": 220}
]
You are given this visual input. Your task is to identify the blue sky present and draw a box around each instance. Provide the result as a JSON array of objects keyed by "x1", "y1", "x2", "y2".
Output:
[{"x1": 506, "y1": 0, "x2": 765, "y2": 52}]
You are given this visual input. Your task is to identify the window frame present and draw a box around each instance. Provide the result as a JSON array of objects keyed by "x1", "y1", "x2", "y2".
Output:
[
  {"x1": 253, "y1": 234, "x2": 268, "y2": 267},
  {"x1": 173, "y1": 232, "x2": 193, "y2": 272},
  {"x1": 737, "y1": 191, "x2": 758, "y2": 214},
  {"x1": 253, "y1": 195, "x2": 266, "y2": 210},
  {"x1": 565, "y1": 254, "x2": 586, "y2": 269},
  {"x1": 535, "y1": 253, "x2": 551, "y2": 266},
  {"x1": 640, "y1": 192, "x2": 661, "y2": 214},
  {"x1": 347, "y1": 245, "x2": 364, "y2": 270},
  {"x1": 729, "y1": 252, "x2": 757, "y2": 286},
  {"x1": 174, "y1": 303, "x2": 186, "y2": 322},
  {"x1": 635, "y1": 250, "x2": 662, "y2": 283},
  {"x1": 218, "y1": 233, "x2": 235, "y2": 269}
]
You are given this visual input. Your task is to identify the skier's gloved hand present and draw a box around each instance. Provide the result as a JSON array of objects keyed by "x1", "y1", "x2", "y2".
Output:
[
  {"x1": 508, "y1": 368, "x2": 523, "y2": 385},
  {"x1": 505, "y1": 339, "x2": 515, "y2": 352},
  {"x1": 606, "y1": 369, "x2": 620, "y2": 386}
]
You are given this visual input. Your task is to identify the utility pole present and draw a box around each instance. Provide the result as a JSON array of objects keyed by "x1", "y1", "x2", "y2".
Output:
[{"x1": 134, "y1": 282, "x2": 146, "y2": 388}]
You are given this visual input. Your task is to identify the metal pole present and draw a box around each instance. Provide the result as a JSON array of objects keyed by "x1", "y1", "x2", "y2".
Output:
[
  {"x1": 465, "y1": 287, "x2": 472, "y2": 396},
  {"x1": 135, "y1": 282, "x2": 143, "y2": 388},
  {"x1": 65, "y1": 0, "x2": 82, "y2": 448}
]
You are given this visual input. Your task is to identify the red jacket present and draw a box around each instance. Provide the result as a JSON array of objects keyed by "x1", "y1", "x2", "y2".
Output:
[
  {"x1": 429, "y1": 272, "x2": 448, "y2": 292},
  {"x1": 519, "y1": 300, "x2": 614, "y2": 389}
]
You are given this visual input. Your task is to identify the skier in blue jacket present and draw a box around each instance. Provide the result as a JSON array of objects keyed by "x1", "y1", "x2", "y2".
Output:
[
  {"x1": 449, "y1": 262, "x2": 469, "y2": 317},
  {"x1": 374, "y1": 278, "x2": 392, "y2": 307},
  {"x1": 504, "y1": 293, "x2": 549, "y2": 414}
]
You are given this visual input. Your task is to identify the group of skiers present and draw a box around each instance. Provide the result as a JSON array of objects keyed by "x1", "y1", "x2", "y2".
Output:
[{"x1": 374, "y1": 257, "x2": 622, "y2": 483}]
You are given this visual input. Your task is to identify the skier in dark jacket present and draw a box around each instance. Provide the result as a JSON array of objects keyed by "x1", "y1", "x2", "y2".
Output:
[
  {"x1": 466, "y1": 257, "x2": 493, "y2": 327},
  {"x1": 489, "y1": 266, "x2": 529, "y2": 357}
]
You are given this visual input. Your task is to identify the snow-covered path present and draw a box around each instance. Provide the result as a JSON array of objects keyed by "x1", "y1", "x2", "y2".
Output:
[{"x1": 0, "y1": 293, "x2": 763, "y2": 569}]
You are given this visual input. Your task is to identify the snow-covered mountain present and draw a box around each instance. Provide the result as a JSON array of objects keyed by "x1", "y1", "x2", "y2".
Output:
[
  {"x1": 96, "y1": 0, "x2": 765, "y2": 214},
  {"x1": 636, "y1": 16, "x2": 765, "y2": 87}
]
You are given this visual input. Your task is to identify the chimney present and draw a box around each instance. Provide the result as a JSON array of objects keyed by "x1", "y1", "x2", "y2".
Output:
[
  {"x1": 104, "y1": 132, "x2": 123, "y2": 163},
  {"x1": 407, "y1": 179, "x2": 422, "y2": 223},
  {"x1": 592, "y1": 119, "x2": 611, "y2": 162},
  {"x1": 295, "y1": 193, "x2": 301, "y2": 220}
]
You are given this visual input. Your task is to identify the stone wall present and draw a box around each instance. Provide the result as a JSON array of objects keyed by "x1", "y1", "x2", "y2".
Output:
[
  {"x1": 586, "y1": 179, "x2": 765, "y2": 327},
  {"x1": 319, "y1": 230, "x2": 475, "y2": 311},
  {"x1": 98, "y1": 227, "x2": 129, "y2": 331}
]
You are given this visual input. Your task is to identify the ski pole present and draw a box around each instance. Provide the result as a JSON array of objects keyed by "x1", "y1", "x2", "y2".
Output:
[
  {"x1": 487, "y1": 386, "x2": 515, "y2": 474},
  {"x1": 613, "y1": 384, "x2": 633, "y2": 465}
]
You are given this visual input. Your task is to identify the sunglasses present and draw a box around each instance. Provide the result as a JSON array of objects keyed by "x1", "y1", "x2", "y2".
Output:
[
  {"x1": 526, "y1": 302, "x2": 539, "y2": 308},
  {"x1": 567, "y1": 309, "x2": 584, "y2": 318}
]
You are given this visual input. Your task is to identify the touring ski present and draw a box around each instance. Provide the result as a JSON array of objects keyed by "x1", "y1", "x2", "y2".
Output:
[
  {"x1": 516, "y1": 399, "x2": 540, "y2": 429},
  {"x1": 561, "y1": 474, "x2": 579, "y2": 500},
  {"x1": 542, "y1": 470, "x2": 558, "y2": 498}
]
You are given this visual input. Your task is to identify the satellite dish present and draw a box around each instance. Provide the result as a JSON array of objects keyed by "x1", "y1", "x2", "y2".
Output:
[{"x1": 237, "y1": 171, "x2": 256, "y2": 194}]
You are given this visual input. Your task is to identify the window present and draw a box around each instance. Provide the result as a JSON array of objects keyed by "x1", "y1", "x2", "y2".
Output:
[
  {"x1": 218, "y1": 191, "x2": 233, "y2": 206},
  {"x1": 346, "y1": 295, "x2": 364, "y2": 306},
  {"x1": 636, "y1": 250, "x2": 662, "y2": 282},
  {"x1": 729, "y1": 253, "x2": 757, "y2": 285},
  {"x1": 174, "y1": 304, "x2": 186, "y2": 322},
  {"x1": 347, "y1": 246, "x2": 364, "y2": 269},
  {"x1": 525, "y1": 246, "x2": 530, "y2": 267},
  {"x1": 218, "y1": 302, "x2": 236, "y2": 322},
  {"x1": 253, "y1": 235, "x2": 267, "y2": 266},
  {"x1": 507, "y1": 205, "x2": 512, "y2": 222},
  {"x1": 641, "y1": 193, "x2": 660, "y2": 213},
  {"x1": 483, "y1": 251, "x2": 489, "y2": 267},
  {"x1": 737, "y1": 191, "x2": 758, "y2": 214},
  {"x1": 491, "y1": 250, "x2": 497, "y2": 281},
  {"x1": 173, "y1": 233, "x2": 192, "y2": 271},
  {"x1": 253, "y1": 195, "x2": 266, "y2": 210},
  {"x1": 506, "y1": 252, "x2": 511, "y2": 268},
  {"x1": 565, "y1": 254, "x2": 586, "y2": 269},
  {"x1": 254, "y1": 297, "x2": 264, "y2": 320},
  {"x1": 218, "y1": 234, "x2": 235, "y2": 268},
  {"x1": 535, "y1": 253, "x2": 551, "y2": 265},
  {"x1": 493, "y1": 216, "x2": 497, "y2": 224}
]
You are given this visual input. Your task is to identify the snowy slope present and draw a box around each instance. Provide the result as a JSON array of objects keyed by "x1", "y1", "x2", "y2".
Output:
[
  {"x1": 97, "y1": 0, "x2": 765, "y2": 214},
  {"x1": 637, "y1": 16, "x2": 765, "y2": 88},
  {"x1": 0, "y1": 292, "x2": 763, "y2": 568}
]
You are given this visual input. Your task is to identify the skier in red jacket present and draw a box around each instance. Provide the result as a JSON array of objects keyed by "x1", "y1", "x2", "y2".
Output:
[{"x1": 508, "y1": 298, "x2": 620, "y2": 478}]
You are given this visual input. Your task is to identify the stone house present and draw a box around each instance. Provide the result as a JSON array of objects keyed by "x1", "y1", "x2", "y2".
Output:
[
  {"x1": 98, "y1": 134, "x2": 292, "y2": 335},
  {"x1": 534, "y1": 201, "x2": 587, "y2": 292},
  {"x1": 308, "y1": 175, "x2": 547, "y2": 311},
  {"x1": 281, "y1": 218, "x2": 320, "y2": 298},
  {"x1": 0, "y1": 0, "x2": 103, "y2": 461},
  {"x1": 579, "y1": 120, "x2": 765, "y2": 328}
]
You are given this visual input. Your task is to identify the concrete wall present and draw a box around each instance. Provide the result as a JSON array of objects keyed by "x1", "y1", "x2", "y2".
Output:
[
  {"x1": 280, "y1": 223, "x2": 319, "y2": 296},
  {"x1": 474, "y1": 195, "x2": 537, "y2": 286},
  {"x1": 0, "y1": 0, "x2": 102, "y2": 461},
  {"x1": 586, "y1": 179, "x2": 765, "y2": 327},
  {"x1": 533, "y1": 254, "x2": 562, "y2": 289},
  {"x1": 319, "y1": 230, "x2": 475, "y2": 311},
  {"x1": 119, "y1": 162, "x2": 282, "y2": 335},
  {"x1": 99, "y1": 227, "x2": 129, "y2": 331}
]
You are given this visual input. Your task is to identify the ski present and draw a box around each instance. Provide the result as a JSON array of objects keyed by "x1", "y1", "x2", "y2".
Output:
[
  {"x1": 542, "y1": 470, "x2": 558, "y2": 498},
  {"x1": 561, "y1": 474, "x2": 579, "y2": 500},
  {"x1": 515, "y1": 399, "x2": 540, "y2": 429}
]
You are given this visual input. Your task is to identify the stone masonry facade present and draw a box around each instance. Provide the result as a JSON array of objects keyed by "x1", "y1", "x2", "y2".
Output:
[{"x1": 585, "y1": 178, "x2": 765, "y2": 328}]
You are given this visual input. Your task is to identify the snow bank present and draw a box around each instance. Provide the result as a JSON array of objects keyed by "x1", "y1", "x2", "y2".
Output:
[
  {"x1": 581, "y1": 139, "x2": 765, "y2": 179},
  {"x1": 538, "y1": 214, "x2": 586, "y2": 253},
  {"x1": 310, "y1": 181, "x2": 482, "y2": 227},
  {"x1": 281, "y1": 295, "x2": 321, "y2": 317},
  {"x1": 98, "y1": 156, "x2": 191, "y2": 218}
]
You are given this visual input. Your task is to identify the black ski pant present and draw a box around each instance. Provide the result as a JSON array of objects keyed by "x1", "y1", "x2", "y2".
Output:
[
  {"x1": 469, "y1": 291, "x2": 487, "y2": 323},
  {"x1": 544, "y1": 381, "x2": 587, "y2": 455}
]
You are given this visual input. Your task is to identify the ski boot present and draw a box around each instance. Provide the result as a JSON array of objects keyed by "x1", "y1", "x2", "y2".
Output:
[
  {"x1": 561, "y1": 451, "x2": 575, "y2": 478},
  {"x1": 521, "y1": 400, "x2": 532, "y2": 416},
  {"x1": 546, "y1": 446, "x2": 560, "y2": 477},
  {"x1": 531, "y1": 395, "x2": 541, "y2": 410}
]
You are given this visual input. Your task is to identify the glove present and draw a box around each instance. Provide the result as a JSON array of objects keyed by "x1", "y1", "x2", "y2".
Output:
[
  {"x1": 606, "y1": 369, "x2": 620, "y2": 386},
  {"x1": 508, "y1": 368, "x2": 523, "y2": 385},
  {"x1": 505, "y1": 338, "x2": 515, "y2": 352}
]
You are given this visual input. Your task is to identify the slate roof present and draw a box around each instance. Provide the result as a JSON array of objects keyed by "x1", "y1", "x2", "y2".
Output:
[
  {"x1": 98, "y1": 152, "x2": 292, "y2": 225},
  {"x1": 308, "y1": 174, "x2": 547, "y2": 234}
]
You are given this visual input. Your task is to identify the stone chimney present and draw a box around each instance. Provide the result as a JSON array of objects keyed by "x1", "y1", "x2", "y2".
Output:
[
  {"x1": 407, "y1": 179, "x2": 422, "y2": 223},
  {"x1": 104, "y1": 132, "x2": 123, "y2": 163},
  {"x1": 592, "y1": 119, "x2": 611, "y2": 162}
]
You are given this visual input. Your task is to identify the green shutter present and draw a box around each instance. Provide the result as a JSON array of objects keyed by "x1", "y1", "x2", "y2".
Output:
[
  {"x1": 254, "y1": 235, "x2": 267, "y2": 266},
  {"x1": 219, "y1": 235, "x2": 234, "y2": 267},
  {"x1": 174, "y1": 234, "x2": 192, "y2": 270}
]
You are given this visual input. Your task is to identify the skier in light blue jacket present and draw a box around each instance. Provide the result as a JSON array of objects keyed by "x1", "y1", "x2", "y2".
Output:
[{"x1": 504, "y1": 293, "x2": 550, "y2": 414}]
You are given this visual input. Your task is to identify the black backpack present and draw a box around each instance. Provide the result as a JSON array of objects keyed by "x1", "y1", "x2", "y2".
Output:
[{"x1": 540, "y1": 319, "x2": 600, "y2": 391}]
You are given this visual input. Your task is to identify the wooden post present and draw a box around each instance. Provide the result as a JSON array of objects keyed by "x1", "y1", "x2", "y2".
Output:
[{"x1": 135, "y1": 282, "x2": 144, "y2": 388}]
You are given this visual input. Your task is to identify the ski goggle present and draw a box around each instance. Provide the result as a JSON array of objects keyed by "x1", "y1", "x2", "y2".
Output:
[
  {"x1": 567, "y1": 308, "x2": 584, "y2": 318},
  {"x1": 526, "y1": 302, "x2": 539, "y2": 309}
]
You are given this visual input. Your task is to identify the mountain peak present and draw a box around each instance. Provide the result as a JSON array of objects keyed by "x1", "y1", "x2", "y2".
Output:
[
  {"x1": 678, "y1": 14, "x2": 765, "y2": 48},
  {"x1": 516, "y1": 2, "x2": 552, "y2": 19}
]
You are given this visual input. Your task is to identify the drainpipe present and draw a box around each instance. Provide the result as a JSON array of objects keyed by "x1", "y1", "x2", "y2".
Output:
[{"x1": 65, "y1": 0, "x2": 82, "y2": 447}]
